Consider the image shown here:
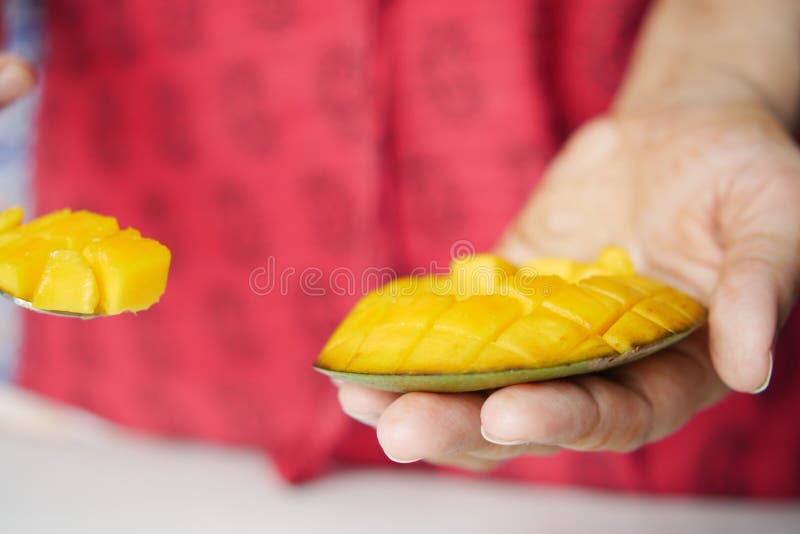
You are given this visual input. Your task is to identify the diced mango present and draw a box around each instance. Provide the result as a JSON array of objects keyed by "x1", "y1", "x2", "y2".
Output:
[
  {"x1": 602, "y1": 310, "x2": 671, "y2": 353},
  {"x1": 316, "y1": 293, "x2": 394, "y2": 370},
  {"x1": 609, "y1": 274, "x2": 666, "y2": 295},
  {"x1": 0, "y1": 237, "x2": 70, "y2": 300},
  {"x1": 578, "y1": 276, "x2": 647, "y2": 308},
  {"x1": 522, "y1": 246, "x2": 634, "y2": 283},
  {"x1": 0, "y1": 209, "x2": 72, "y2": 248},
  {"x1": 314, "y1": 246, "x2": 706, "y2": 391},
  {"x1": 82, "y1": 231, "x2": 171, "y2": 315},
  {"x1": 632, "y1": 296, "x2": 696, "y2": 333},
  {"x1": 41, "y1": 210, "x2": 120, "y2": 250},
  {"x1": 0, "y1": 208, "x2": 170, "y2": 317},
  {"x1": 471, "y1": 342, "x2": 536, "y2": 372},
  {"x1": 653, "y1": 288, "x2": 706, "y2": 322},
  {"x1": 507, "y1": 273, "x2": 566, "y2": 313},
  {"x1": 31, "y1": 250, "x2": 99, "y2": 314},
  {"x1": 541, "y1": 284, "x2": 622, "y2": 333},
  {"x1": 428, "y1": 295, "x2": 524, "y2": 341},
  {"x1": 494, "y1": 308, "x2": 589, "y2": 367},
  {"x1": 596, "y1": 245, "x2": 635, "y2": 275},
  {"x1": 397, "y1": 295, "x2": 524, "y2": 372},
  {"x1": 0, "y1": 207, "x2": 24, "y2": 233},
  {"x1": 346, "y1": 292, "x2": 454, "y2": 373},
  {"x1": 19, "y1": 209, "x2": 72, "y2": 233},
  {"x1": 570, "y1": 335, "x2": 619, "y2": 361},
  {"x1": 450, "y1": 253, "x2": 517, "y2": 298},
  {"x1": 81, "y1": 228, "x2": 140, "y2": 267},
  {"x1": 521, "y1": 257, "x2": 575, "y2": 280},
  {"x1": 397, "y1": 331, "x2": 487, "y2": 373}
]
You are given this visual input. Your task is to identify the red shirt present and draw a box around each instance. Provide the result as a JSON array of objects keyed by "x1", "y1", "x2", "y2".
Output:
[{"x1": 16, "y1": 0, "x2": 800, "y2": 497}]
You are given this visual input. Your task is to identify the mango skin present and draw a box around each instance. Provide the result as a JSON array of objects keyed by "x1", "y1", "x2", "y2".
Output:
[{"x1": 314, "y1": 247, "x2": 706, "y2": 392}]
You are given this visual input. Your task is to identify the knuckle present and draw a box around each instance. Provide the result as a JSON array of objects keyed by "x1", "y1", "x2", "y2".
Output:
[{"x1": 568, "y1": 377, "x2": 652, "y2": 452}]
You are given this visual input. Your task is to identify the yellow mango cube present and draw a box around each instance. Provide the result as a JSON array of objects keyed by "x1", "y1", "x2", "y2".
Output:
[
  {"x1": 347, "y1": 292, "x2": 454, "y2": 373},
  {"x1": 0, "y1": 206, "x2": 24, "y2": 233},
  {"x1": 82, "y1": 231, "x2": 171, "y2": 315},
  {"x1": 471, "y1": 343, "x2": 534, "y2": 372},
  {"x1": 31, "y1": 250, "x2": 99, "y2": 314},
  {"x1": 398, "y1": 295, "x2": 523, "y2": 373},
  {"x1": 0, "y1": 209, "x2": 72, "y2": 248},
  {"x1": 0, "y1": 237, "x2": 70, "y2": 300},
  {"x1": 450, "y1": 253, "x2": 517, "y2": 298},
  {"x1": 494, "y1": 308, "x2": 589, "y2": 366},
  {"x1": 569, "y1": 335, "x2": 619, "y2": 361},
  {"x1": 41, "y1": 210, "x2": 120, "y2": 250},
  {"x1": 603, "y1": 310, "x2": 671, "y2": 353},
  {"x1": 507, "y1": 273, "x2": 566, "y2": 313},
  {"x1": 521, "y1": 257, "x2": 576, "y2": 280},
  {"x1": 316, "y1": 294, "x2": 393, "y2": 370},
  {"x1": 541, "y1": 284, "x2": 623, "y2": 333},
  {"x1": 578, "y1": 276, "x2": 647, "y2": 308}
]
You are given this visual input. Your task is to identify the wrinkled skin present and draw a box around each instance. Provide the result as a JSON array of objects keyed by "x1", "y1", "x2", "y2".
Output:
[{"x1": 335, "y1": 103, "x2": 800, "y2": 470}]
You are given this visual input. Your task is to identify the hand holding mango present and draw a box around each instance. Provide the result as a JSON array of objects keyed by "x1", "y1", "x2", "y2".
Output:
[
  {"x1": 0, "y1": 207, "x2": 171, "y2": 316},
  {"x1": 332, "y1": 7, "x2": 800, "y2": 467}
]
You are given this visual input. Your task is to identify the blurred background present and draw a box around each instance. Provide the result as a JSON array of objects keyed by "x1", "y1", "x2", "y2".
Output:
[{"x1": 0, "y1": 0, "x2": 40, "y2": 380}]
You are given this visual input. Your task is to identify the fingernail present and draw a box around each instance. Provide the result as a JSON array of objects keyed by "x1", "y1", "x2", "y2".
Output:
[
  {"x1": 750, "y1": 350, "x2": 773, "y2": 394},
  {"x1": 0, "y1": 63, "x2": 35, "y2": 104},
  {"x1": 480, "y1": 425, "x2": 529, "y2": 446},
  {"x1": 384, "y1": 452, "x2": 423, "y2": 464}
]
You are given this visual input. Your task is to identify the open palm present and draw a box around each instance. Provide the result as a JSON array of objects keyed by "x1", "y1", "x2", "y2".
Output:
[{"x1": 335, "y1": 103, "x2": 800, "y2": 470}]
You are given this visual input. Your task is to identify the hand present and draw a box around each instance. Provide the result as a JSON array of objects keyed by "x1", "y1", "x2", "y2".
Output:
[
  {"x1": 0, "y1": 54, "x2": 35, "y2": 109},
  {"x1": 334, "y1": 101, "x2": 800, "y2": 470}
]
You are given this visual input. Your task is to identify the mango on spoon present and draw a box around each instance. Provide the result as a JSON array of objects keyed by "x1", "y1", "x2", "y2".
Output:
[{"x1": 0, "y1": 207, "x2": 171, "y2": 318}]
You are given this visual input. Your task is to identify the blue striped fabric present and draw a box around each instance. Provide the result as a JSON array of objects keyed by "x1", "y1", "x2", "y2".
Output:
[{"x1": 0, "y1": 0, "x2": 42, "y2": 380}]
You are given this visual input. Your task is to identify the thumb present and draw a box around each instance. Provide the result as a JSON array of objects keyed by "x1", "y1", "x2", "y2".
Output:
[
  {"x1": 0, "y1": 54, "x2": 35, "y2": 108},
  {"x1": 710, "y1": 174, "x2": 800, "y2": 393}
]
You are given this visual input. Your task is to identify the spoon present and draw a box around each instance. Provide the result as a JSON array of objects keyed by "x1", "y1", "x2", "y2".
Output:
[{"x1": 0, "y1": 288, "x2": 100, "y2": 319}]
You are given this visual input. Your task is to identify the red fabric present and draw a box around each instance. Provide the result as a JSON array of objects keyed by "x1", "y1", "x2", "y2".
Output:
[{"x1": 15, "y1": 0, "x2": 800, "y2": 497}]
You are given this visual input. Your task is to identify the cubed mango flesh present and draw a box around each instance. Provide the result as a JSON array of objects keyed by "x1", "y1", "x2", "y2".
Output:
[
  {"x1": 315, "y1": 246, "x2": 707, "y2": 391},
  {"x1": 83, "y1": 231, "x2": 171, "y2": 315},
  {"x1": 0, "y1": 208, "x2": 170, "y2": 316},
  {"x1": 0, "y1": 237, "x2": 67, "y2": 300},
  {"x1": 31, "y1": 250, "x2": 99, "y2": 314},
  {"x1": 0, "y1": 206, "x2": 24, "y2": 233}
]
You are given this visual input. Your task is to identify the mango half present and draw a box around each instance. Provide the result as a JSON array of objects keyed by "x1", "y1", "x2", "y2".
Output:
[
  {"x1": 0, "y1": 207, "x2": 171, "y2": 316},
  {"x1": 314, "y1": 247, "x2": 706, "y2": 392}
]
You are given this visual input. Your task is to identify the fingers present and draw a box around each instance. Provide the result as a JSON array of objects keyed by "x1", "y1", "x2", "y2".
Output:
[
  {"x1": 711, "y1": 254, "x2": 781, "y2": 392},
  {"x1": 336, "y1": 382, "x2": 558, "y2": 465},
  {"x1": 376, "y1": 392, "x2": 486, "y2": 462},
  {"x1": 336, "y1": 382, "x2": 399, "y2": 426},
  {"x1": 482, "y1": 334, "x2": 728, "y2": 451},
  {"x1": 335, "y1": 333, "x2": 726, "y2": 462},
  {"x1": 712, "y1": 170, "x2": 800, "y2": 392},
  {"x1": 376, "y1": 391, "x2": 558, "y2": 463},
  {"x1": 0, "y1": 54, "x2": 35, "y2": 108}
]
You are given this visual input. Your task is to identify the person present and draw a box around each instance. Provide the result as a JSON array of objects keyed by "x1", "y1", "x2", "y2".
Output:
[{"x1": 1, "y1": 0, "x2": 798, "y2": 496}]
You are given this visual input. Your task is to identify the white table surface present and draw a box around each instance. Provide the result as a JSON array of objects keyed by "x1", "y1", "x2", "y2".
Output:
[{"x1": 1, "y1": 385, "x2": 798, "y2": 534}]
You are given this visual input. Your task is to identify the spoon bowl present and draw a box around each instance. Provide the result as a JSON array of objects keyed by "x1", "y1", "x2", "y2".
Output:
[{"x1": 0, "y1": 288, "x2": 100, "y2": 319}]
